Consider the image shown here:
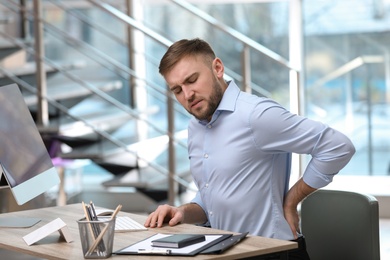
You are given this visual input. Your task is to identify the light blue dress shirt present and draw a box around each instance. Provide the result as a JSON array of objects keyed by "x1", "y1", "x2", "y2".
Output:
[{"x1": 189, "y1": 80, "x2": 355, "y2": 240}]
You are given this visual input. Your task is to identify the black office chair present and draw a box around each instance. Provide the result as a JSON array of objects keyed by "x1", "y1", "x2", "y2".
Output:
[{"x1": 301, "y1": 189, "x2": 380, "y2": 260}]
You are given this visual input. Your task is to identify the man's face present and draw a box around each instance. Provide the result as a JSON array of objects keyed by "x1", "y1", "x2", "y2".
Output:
[{"x1": 165, "y1": 55, "x2": 225, "y2": 121}]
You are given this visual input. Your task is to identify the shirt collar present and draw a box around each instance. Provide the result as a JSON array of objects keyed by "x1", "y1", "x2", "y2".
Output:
[
  {"x1": 217, "y1": 80, "x2": 240, "y2": 112},
  {"x1": 198, "y1": 80, "x2": 240, "y2": 125}
]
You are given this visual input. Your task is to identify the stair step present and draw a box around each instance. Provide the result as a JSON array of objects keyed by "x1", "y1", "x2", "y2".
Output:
[
  {"x1": 27, "y1": 80, "x2": 124, "y2": 117},
  {"x1": 59, "y1": 130, "x2": 189, "y2": 179},
  {"x1": 0, "y1": 60, "x2": 86, "y2": 86},
  {"x1": 67, "y1": 190, "x2": 158, "y2": 214},
  {"x1": 101, "y1": 165, "x2": 191, "y2": 202},
  {"x1": 0, "y1": 39, "x2": 32, "y2": 60},
  {"x1": 57, "y1": 117, "x2": 140, "y2": 159},
  {"x1": 0, "y1": 16, "x2": 12, "y2": 25},
  {"x1": 100, "y1": 133, "x2": 190, "y2": 185},
  {"x1": 51, "y1": 96, "x2": 159, "y2": 152},
  {"x1": 59, "y1": 137, "x2": 139, "y2": 160},
  {"x1": 94, "y1": 162, "x2": 135, "y2": 176},
  {"x1": 0, "y1": 60, "x2": 86, "y2": 78},
  {"x1": 47, "y1": 98, "x2": 137, "y2": 142},
  {"x1": 92, "y1": 143, "x2": 140, "y2": 169},
  {"x1": 24, "y1": 80, "x2": 123, "y2": 106},
  {"x1": 90, "y1": 135, "x2": 188, "y2": 175},
  {"x1": 102, "y1": 164, "x2": 191, "y2": 189}
]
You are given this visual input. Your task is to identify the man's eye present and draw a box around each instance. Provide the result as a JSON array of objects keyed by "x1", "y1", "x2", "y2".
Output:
[
  {"x1": 188, "y1": 77, "x2": 197, "y2": 84},
  {"x1": 172, "y1": 88, "x2": 182, "y2": 94}
]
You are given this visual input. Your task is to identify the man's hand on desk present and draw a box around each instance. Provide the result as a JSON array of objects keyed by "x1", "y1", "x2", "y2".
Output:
[
  {"x1": 144, "y1": 204, "x2": 183, "y2": 228},
  {"x1": 144, "y1": 203, "x2": 207, "y2": 228}
]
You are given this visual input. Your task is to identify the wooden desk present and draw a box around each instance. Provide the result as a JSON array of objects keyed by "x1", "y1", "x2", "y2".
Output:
[{"x1": 0, "y1": 204, "x2": 297, "y2": 259}]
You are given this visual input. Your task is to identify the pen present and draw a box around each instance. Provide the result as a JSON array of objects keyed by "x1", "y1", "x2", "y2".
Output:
[
  {"x1": 138, "y1": 249, "x2": 172, "y2": 255},
  {"x1": 89, "y1": 201, "x2": 98, "y2": 220},
  {"x1": 89, "y1": 201, "x2": 106, "y2": 253}
]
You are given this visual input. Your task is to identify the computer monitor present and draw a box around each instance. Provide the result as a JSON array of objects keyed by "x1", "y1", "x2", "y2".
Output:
[{"x1": 0, "y1": 83, "x2": 60, "y2": 227}]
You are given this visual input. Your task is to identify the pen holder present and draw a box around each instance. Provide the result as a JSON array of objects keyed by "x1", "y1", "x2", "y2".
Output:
[{"x1": 77, "y1": 217, "x2": 116, "y2": 259}]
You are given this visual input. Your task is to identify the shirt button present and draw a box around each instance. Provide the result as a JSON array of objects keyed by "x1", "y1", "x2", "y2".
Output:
[
  {"x1": 207, "y1": 125, "x2": 212, "y2": 129},
  {"x1": 209, "y1": 211, "x2": 213, "y2": 216},
  {"x1": 205, "y1": 183, "x2": 209, "y2": 188},
  {"x1": 204, "y1": 154, "x2": 208, "y2": 158}
]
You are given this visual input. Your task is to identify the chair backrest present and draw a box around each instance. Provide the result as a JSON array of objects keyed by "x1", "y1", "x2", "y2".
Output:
[{"x1": 301, "y1": 189, "x2": 380, "y2": 260}]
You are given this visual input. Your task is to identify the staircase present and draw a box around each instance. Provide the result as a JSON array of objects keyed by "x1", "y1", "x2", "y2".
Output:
[
  {"x1": 0, "y1": 0, "x2": 297, "y2": 206},
  {"x1": 0, "y1": 0, "x2": 194, "y2": 205}
]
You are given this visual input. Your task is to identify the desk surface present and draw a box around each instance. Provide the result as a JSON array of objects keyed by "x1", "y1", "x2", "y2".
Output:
[{"x1": 0, "y1": 204, "x2": 297, "y2": 259}]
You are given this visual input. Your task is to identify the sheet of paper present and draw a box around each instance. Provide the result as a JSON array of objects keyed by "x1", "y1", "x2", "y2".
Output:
[{"x1": 120, "y1": 233, "x2": 224, "y2": 254}]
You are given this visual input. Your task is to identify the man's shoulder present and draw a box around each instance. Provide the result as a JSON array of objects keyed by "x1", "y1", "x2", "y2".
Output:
[
  {"x1": 226, "y1": 81, "x2": 280, "y2": 108},
  {"x1": 237, "y1": 91, "x2": 281, "y2": 109}
]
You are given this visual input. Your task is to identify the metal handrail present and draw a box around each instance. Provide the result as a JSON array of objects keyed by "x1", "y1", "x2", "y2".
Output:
[
  {"x1": 311, "y1": 55, "x2": 384, "y2": 88},
  {"x1": 87, "y1": 0, "x2": 172, "y2": 47},
  {"x1": 87, "y1": 0, "x2": 274, "y2": 96},
  {"x1": 47, "y1": 0, "x2": 127, "y2": 45}
]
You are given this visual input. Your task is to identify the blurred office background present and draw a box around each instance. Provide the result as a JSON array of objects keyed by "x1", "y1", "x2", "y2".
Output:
[{"x1": 0, "y1": 0, "x2": 390, "y2": 258}]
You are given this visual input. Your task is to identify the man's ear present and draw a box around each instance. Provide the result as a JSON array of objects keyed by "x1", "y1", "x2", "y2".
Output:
[{"x1": 213, "y1": 58, "x2": 224, "y2": 78}]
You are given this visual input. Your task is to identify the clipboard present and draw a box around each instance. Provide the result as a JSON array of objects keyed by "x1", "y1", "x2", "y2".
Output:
[
  {"x1": 114, "y1": 233, "x2": 232, "y2": 256},
  {"x1": 201, "y1": 232, "x2": 249, "y2": 254}
]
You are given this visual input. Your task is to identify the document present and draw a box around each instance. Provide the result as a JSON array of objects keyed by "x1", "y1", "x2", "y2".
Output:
[{"x1": 114, "y1": 233, "x2": 232, "y2": 256}]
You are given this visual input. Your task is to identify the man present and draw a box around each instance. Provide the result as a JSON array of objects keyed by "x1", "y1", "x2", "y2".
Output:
[{"x1": 144, "y1": 38, "x2": 355, "y2": 259}]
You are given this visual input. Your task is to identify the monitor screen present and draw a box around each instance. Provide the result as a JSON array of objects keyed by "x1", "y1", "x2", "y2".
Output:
[{"x1": 0, "y1": 83, "x2": 60, "y2": 206}]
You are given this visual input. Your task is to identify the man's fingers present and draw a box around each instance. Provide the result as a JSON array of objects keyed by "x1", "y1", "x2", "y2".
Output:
[
  {"x1": 144, "y1": 211, "x2": 162, "y2": 227},
  {"x1": 144, "y1": 213, "x2": 156, "y2": 227},
  {"x1": 168, "y1": 214, "x2": 181, "y2": 226},
  {"x1": 144, "y1": 204, "x2": 173, "y2": 228}
]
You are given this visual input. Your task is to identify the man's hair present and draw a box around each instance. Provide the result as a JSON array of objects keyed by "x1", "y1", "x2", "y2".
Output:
[{"x1": 159, "y1": 38, "x2": 216, "y2": 76}]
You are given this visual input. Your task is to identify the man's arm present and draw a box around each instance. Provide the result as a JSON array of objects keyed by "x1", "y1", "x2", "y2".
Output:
[
  {"x1": 179, "y1": 203, "x2": 208, "y2": 224},
  {"x1": 283, "y1": 178, "x2": 316, "y2": 239},
  {"x1": 250, "y1": 100, "x2": 355, "y2": 238}
]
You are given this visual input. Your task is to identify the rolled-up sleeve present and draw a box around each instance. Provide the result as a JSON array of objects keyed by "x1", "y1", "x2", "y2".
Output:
[
  {"x1": 251, "y1": 100, "x2": 356, "y2": 189},
  {"x1": 301, "y1": 126, "x2": 355, "y2": 188},
  {"x1": 191, "y1": 191, "x2": 207, "y2": 212}
]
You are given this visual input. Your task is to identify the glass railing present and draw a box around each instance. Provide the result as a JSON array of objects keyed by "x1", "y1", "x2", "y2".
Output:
[
  {"x1": 303, "y1": 1, "x2": 390, "y2": 177},
  {"x1": 304, "y1": 55, "x2": 388, "y2": 176}
]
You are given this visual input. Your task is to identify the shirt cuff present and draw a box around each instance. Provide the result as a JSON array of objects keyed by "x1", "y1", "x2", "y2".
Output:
[{"x1": 302, "y1": 164, "x2": 337, "y2": 189}]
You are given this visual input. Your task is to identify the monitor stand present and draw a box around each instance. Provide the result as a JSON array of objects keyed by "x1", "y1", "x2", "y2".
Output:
[
  {"x1": 0, "y1": 173, "x2": 41, "y2": 228},
  {"x1": 0, "y1": 174, "x2": 41, "y2": 228},
  {"x1": 0, "y1": 217, "x2": 41, "y2": 228}
]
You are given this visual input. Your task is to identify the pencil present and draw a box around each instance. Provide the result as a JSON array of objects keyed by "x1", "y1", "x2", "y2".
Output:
[{"x1": 86, "y1": 204, "x2": 122, "y2": 256}]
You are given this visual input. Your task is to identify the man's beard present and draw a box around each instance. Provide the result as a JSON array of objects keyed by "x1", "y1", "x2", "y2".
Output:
[{"x1": 191, "y1": 79, "x2": 224, "y2": 121}]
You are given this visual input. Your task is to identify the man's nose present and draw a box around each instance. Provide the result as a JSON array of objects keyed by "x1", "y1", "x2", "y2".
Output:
[{"x1": 182, "y1": 86, "x2": 194, "y2": 100}]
